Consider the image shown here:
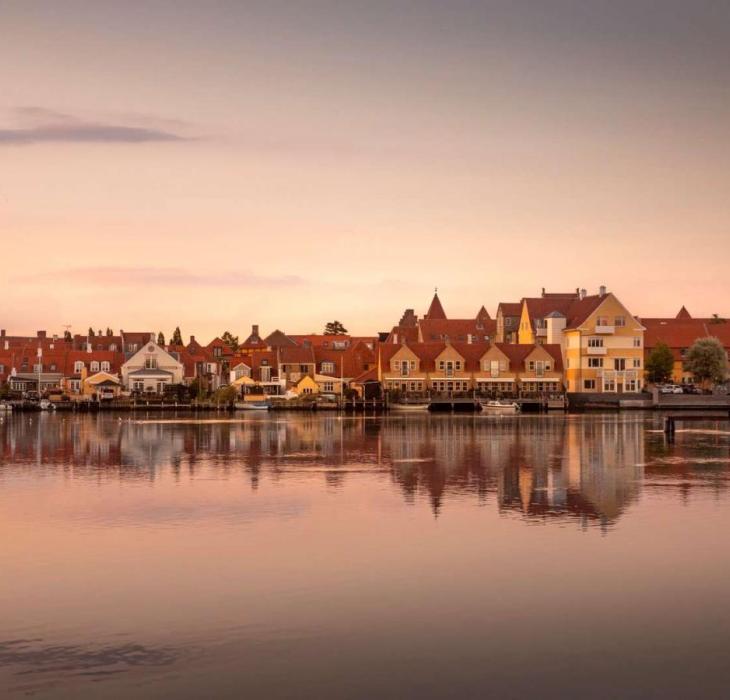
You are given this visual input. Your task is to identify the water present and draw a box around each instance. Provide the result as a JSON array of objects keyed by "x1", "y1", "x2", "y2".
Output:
[{"x1": 1, "y1": 412, "x2": 730, "y2": 699}]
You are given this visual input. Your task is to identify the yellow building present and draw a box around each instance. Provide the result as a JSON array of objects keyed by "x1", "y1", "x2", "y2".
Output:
[{"x1": 516, "y1": 287, "x2": 644, "y2": 394}]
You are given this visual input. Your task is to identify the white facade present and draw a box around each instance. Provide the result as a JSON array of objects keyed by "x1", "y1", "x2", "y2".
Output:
[{"x1": 121, "y1": 340, "x2": 184, "y2": 393}]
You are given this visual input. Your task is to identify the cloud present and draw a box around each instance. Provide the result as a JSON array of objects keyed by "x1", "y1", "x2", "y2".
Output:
[
  {"x1": 16, "y1": 266, "x2": 305, "y2": 288},
  {"x1": 0, "y1": 106, "x2": 190, "y2": 145}
]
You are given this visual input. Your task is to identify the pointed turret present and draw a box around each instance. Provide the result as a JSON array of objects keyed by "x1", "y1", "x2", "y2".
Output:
[
  {"x1": 676, "y1": 306, "x2": 692, "y2": 320},
  {"x1": 424, "y1": 291, "x2": 446, "y2": 320},
  {"x1": 476, "y1": 305, "x2": 491, "y2": 323}
]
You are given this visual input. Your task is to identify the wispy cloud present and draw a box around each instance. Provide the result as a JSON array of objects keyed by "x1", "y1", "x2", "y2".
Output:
[
  {"x1": 0, "y1": 106, "x2": 190, "y2": 146},
  {"x1": 15, "y1": 266, "x2": 305, "y2": 288}
]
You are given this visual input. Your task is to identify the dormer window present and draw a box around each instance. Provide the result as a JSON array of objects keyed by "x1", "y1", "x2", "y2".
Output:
[
  {"x1": 90, "y1": 361, "x2": 100, "y2": 372},
  {"x1": 101, "y1": 361, "x2": 110, "y2": 372},
  {"x1": 74, "y1": 361, "x2": 84, "y2": 373},
  {"x1": 321, "y1": 361, "x2": 335, "y2": 374}
]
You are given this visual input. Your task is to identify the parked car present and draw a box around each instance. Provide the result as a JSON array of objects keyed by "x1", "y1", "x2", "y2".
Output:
[
  {"x1": 659, "y1": 384, "x2": 683, "y2": 394},
  {"x1": 681, "y1": 384, "x2": 700, "y2": 394}
]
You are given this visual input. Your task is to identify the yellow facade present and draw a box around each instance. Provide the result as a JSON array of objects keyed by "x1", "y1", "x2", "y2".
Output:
[
  {"x1": 517, "y1": 303, "x2": 535, "y2": 345},
  {"x1": 563, "y1": 295, "x2": 645, "y2": 393}
]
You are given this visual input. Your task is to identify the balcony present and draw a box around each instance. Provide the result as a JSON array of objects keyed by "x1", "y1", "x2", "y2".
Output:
[
  {"x1": 595, "y1": 325, "x2": 615, "y2": 334},
  {"x1": 587, "y1": 346, "x2": 607, "y2": 355}
]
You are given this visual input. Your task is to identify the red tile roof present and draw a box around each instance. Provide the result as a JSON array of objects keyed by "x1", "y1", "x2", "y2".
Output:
[{"x1": 424, "y1": 292, "x2": 447, "y2": 320}]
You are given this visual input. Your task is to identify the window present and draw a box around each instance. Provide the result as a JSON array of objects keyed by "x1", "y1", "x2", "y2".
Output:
[
  {"x1": 455, "y1": 360, "x2": 462, "y2": 370},
  {"x1": 584, "y1": 379, "x2": 596, "y2": 390},
  {"x1": 614, "y1": 358, "x2": 626, "y2": 371},
  {"x1": 33, "y1": 363, "x2": 42, "y2": 372},
  {"x1": 145, "y1": 357, "x2": 158, "y2": 370},
  {"x1": 615, "y1": 316, "x2": 626, "y2": 327},
  {"x1": 633, "y1": 358, "x2": 641, "y2": 368},
  {"x1": 633, "y1": 337, "x2": 642, "y2": 347},
  {"x1": 0, "y1": 364, "x2": 4, "y2": 375},
  {"x1": 74, "y1": 361, "x2": 84, "y2": 373},
  {"x1": 588, "y1": 338, "x2": 604, "y2": 348},
  {"x1": 109, "y1": 344, "x2": 117, "y2": 352},
  {"x1": 596, "y1": 316, "x2": 609, "y2": 326},
  {"x1": 603, "y1": 377, "x2": 616, "y2": 392},
  {"x1": 588, "y1": 357, "x2": 603, "y2": 368},
  {"x1": 128, "y1": 343, "x2": 137, "y2": 352},
  {"x1": 90, "y1": 361, "x2": 100, "y2": 372},
  {"x1": 321, "y1": 362, "x2": 335, "y2": 374},
  {"x1": 323, "y1": 382, "x2": 334, "y2": 392},
  {"x1": 566, "y1": 358, "x2": 570, "y2": 368},
  {"x1": 213, "y1": 347, "x2": 222, "y2": 357},
  {"x1": 101, "y1": 361, "x2": 110, "y2": 372}
]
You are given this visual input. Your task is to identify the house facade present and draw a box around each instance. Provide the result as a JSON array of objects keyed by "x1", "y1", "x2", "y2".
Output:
[{"x1": 121, "y1": 340, "x2": 184, "y2": 393}]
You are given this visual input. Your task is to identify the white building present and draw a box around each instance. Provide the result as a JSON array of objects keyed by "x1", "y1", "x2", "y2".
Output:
[{"x1": 121, "y1": 339, "x2": 184, "y2": 393}]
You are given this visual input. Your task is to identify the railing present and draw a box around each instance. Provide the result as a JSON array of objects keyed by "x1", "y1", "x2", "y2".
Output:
[
  {"x1": 587, "y1": 346, "x2": 607, "y2": 355},
  {"x1": 595, "y1": 325, "x2": 615, "y2": 334}
]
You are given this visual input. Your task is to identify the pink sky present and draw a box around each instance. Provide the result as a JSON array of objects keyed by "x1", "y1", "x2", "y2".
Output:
[{"x1": 1, "y1": 1, "x2": 728, "y2": 338}]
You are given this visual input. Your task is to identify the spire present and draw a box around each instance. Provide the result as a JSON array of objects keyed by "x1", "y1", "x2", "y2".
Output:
[
  {"x1": 476, "y1": 305, "x2": 491, "y2": 323},
  {"x1": 676, "y1": 306, "x2": 692, "y2": 320},
  {"x1": 425, "y1": 289, "x2": 446, "y2": 320}
]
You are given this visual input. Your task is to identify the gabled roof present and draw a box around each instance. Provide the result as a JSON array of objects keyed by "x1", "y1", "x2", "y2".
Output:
[
  {"x1": 265, "y1": 330, "x2": 297, "y2": 348},
  {"x1": 497, "y1": 302, "x2": 522, "y2": 318},
  {"x1": 476, "y1": 306, "x2": 491, "y2": 323},
  {"x1": 424, "y1": 292, "x2": 447, "y2": 320}
]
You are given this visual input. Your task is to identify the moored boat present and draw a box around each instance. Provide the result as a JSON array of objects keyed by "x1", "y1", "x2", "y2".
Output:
[
  {"x1": 234, "y1": 401, "x2": 271, "y2": 411},
  {"x1": 480, "y1": 399, "x2": 520, "y2": 415},
  {"x1": 389, "y1": 401, "x2": 430, "y2": 412}
]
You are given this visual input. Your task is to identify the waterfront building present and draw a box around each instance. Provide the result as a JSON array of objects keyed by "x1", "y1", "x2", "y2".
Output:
[
  {"x1": 640, "y1": 308, "x2": 730, "y2": 384},
  {"x1": 120, "y1": 339, "x2": 184, "y2": 393},
  {"x1": 495, "y1": 302, "x2": 522, "y2": 343}
]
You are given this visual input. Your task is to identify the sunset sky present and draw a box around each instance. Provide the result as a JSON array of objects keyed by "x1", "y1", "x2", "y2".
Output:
[{"x1": 2, "y1": 0, "x2": 729, "y2": 338}]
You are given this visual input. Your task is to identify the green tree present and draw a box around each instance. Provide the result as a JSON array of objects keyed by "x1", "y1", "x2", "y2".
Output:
[
  {"x1": 171, "y1": 327, "x2": 183, "y2": 345},
  {"x1": 106, "y1": 327, "x2": 114, "y2": 336},
  {"x1": 684, "y1": 337, "x2": 728, "y2": 386},
  {"x1": 221, "y1": 330, "x2": 239, "y2": 351},
  {"x1": 645, "y1": 342, "x2": 675, "y2": 384},
  {"x1": 324, "y1": 320, "x2": 348, "y2": 335},
  {"x1": 157, "y1": 331, "x2": 166, "y2": 346},
  {"x1": 88, "y1": 327, "x2": 94, "y2": 337}
]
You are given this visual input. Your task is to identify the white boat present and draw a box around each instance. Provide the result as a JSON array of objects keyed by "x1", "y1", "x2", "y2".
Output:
[
  {"x1": 389, "y1": 401, "x2": 430, "y2": 412},
  {"x1": 235, "y1": 401, "x2": 270, "y2": 411},
  {"x1": 39, "y1": 399, "x2": 55, "y2": 411},
  {"x1": 0, "y1": 402, "x2": 12, "y2": 412},
  {"x1": 480, "y1": 400, "x2": 520, "y2": 414}
]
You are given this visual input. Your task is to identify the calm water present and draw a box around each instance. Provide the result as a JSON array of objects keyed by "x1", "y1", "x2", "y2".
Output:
[{"x1": 1, "y1": 412, "x2": 730, "y2": 699}]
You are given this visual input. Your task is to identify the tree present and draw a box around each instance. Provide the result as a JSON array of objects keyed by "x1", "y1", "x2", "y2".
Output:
[
  {"x1": 157, "y1": 331, "x2": 166, "y2": 346},
  {"x1": 88, "y1": 327, "x2": 94, "y2": 337},
  {"x1": 645, "y1": 342, "x2": 675, "y2": 384},
  {"x1": 171, "y1": 327, "x2": 183, "y2": 345},
  {"x1": 221, "y1": 330, "x2": 239, "y2": 351},
  {"x1": 324, "y1": 320, "x2": 348, "y2": 335},
  {"x1": 106, "y1": 327, "x2": 114, "y2": 336},
  {"x1": 63, "y1": 330, "x2": 72, "y2": 341},
  {"x1": 684, "y1": 337, "x2": 728, "y2": 386}
]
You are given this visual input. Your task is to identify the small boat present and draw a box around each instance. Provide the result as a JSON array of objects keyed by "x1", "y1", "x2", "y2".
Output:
[
  {"x1": 0, "y1": 402, "x2": 12, "y2": 412},
  {"x1": 235, "y1": 401, "x2": 270, "y2": 411},
  {"x1": 389, "y1": 401, "x2": 430, "y2": 412},
  {"x1": 39, "y1": 399, "x2": 55, "y2": 411},
  {"x1": 481, "y1": 400, "x2": 520, "y2": 414}
]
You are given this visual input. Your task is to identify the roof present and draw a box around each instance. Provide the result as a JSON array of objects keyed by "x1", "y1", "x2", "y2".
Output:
[
  {"x1": 676, "y1": 306, "x2": 692, "y2": 320},
  {"x1": 128, "y1": 368, "x2": 174, "y2": 377},
  {"x1": 522, "y1": 292, "x2": 610, "y2": 330},
  {"x1": 497, "y1": 302, "x2": 522, "y2": 318},
  {"x1": 424, "y1": 292, "x2": 447, "y2": 320},
  {"x1": 476, "y1": 306, "x2": 491, "y2": 323},
  {"x1": 641, "y1": 318, "x2": 730, "y2": 359},
  {"x1": 264, "y1": 330, "x2": 297, "y2": 348},
  {"x1": 279, "y1": 346, "x2": 316, "y2": 364},
  {"x1": 419, "y1": 318, "x2": 496, "y2": 342}
]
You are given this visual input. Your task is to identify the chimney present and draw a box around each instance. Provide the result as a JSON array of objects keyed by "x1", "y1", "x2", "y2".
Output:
[
  {"x1": 37, "y1": 330, "x2": 46, "y2": 339},
  {"x1": 599, "y1": 285, "x2": 607, "y2": 297},
  {"x1": 0, "y1": 329, "x2": 5, "y2": 337},
  {"x1": 252, "y1": 324, "x2": 259, "y2": 336},
  {"x1": 580, "y1": 288, "x2": 587, "y2": 300},
  {"x1": 541, "y1": 287, "x2": 546, "y2": 296},
  {"x1": 190, "y1": 335, "x2": 196, "y2": 344}
]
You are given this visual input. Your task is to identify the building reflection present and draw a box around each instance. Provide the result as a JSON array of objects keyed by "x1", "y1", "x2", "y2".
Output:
[{"x1": 2, "y1": 413, "x2": 726, "y2": 527}]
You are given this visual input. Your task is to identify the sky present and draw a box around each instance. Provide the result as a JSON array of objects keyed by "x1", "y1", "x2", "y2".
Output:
[{"x1": 1, "y1": 0, "x2": 729, "y2": 339}]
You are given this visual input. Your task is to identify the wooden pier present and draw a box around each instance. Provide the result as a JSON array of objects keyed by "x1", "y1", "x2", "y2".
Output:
[{"x1": 664, "y1": 412, "x2": 730, "y2": 436}]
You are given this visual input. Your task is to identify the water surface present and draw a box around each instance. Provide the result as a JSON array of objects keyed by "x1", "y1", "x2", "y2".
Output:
[{"x1": 1, "y1": 412, "x2": 729, "y2": 698}]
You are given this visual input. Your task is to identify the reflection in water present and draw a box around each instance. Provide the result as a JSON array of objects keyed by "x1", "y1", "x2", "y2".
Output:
[
  {"x1": 2, "y1": 413, "x2": 730, "y2": 698},
  {"x1": 3, "y1": 412, "x2": 726, "y2": 527}
]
